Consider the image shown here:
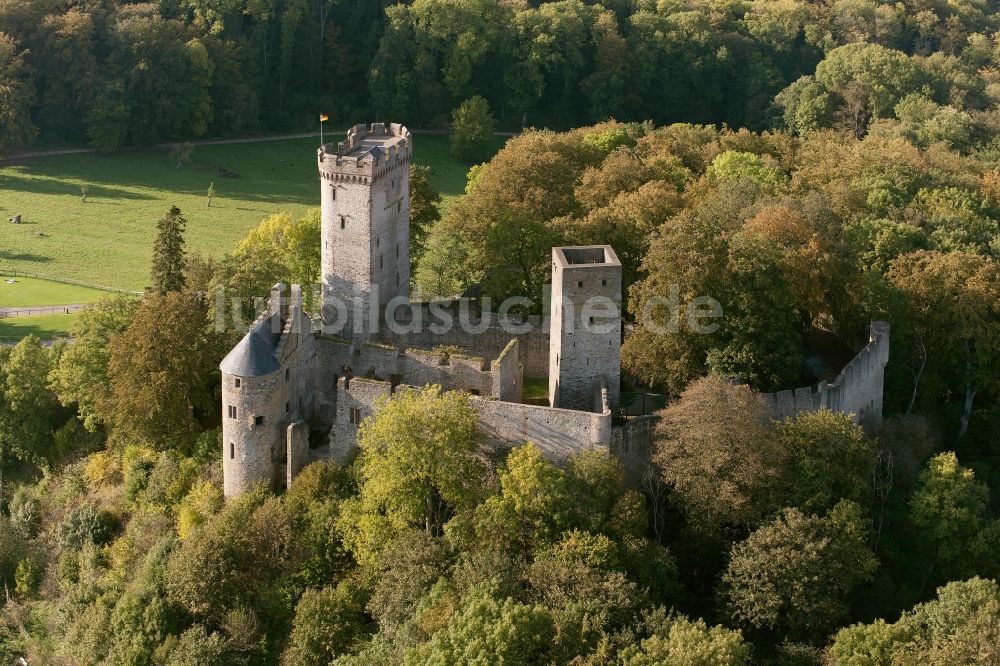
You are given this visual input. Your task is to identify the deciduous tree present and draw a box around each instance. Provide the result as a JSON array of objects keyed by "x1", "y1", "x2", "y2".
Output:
[
  {"x1": 888, "y1": 251, "x2": 1000, "y2": 437},
  {"x1": 719, "y1": 501, "x2": 877, "y2": 642},
  {"x1": 653, "y1": 375, "x2": 785, "y2": 538},
  {"x1": 337, "y1": 386, "x2": 483, "y2": 568},
  {"x1": 450, "y1": 95, "x2": 496, "y2": 163},
  {"x1": 50, "y1": 296, "x2": 138, "y2": 431},
  {"x1": 104, "y1": 292, "x2": 224, "y2": 451},
  {"x1": 0, "y1": 33, "x2": 36, "y2": 157}
]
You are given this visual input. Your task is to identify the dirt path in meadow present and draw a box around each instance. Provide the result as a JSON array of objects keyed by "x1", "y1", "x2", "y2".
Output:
[{"x1": 1, "y1": 129, "x2": 517, "y2": 166}]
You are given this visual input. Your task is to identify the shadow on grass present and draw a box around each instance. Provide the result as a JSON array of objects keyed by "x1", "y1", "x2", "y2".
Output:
[
  {"x1": 0, "y1": 250, "x2": 51, "y2": 263},
  {"x1": 1, "y1": 134, "x2": 492, "y2": 210},
  {"x1": 0, "y1": 318, "x2": 74, "y2": 341},
  {"x1": 0, "y1": 173, "x2": 159, "y2": 200}
]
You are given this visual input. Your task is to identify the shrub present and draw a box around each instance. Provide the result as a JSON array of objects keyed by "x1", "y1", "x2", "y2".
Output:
[
  {"x1": 15, "y1": 557, "x2": 42, "y2": 597},
  {"x1": 57, "y1": 503, "x2": 116, "y2": 550},
  {"x1": 9, "y1": 486, "x2": 41, "y2": 538},
  {"x1": 84, "y1": 451, "x2": 120, "y2": 487},
  {"x1": 450, "y1": 96, "x2": 496, "y2": 163}
]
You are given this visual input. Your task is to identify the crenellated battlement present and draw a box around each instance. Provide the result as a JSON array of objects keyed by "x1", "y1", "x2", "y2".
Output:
[
  {"x1": 317, "y1": 122, "x2": 412, "y2": 183},
  {"x1": 760, "y1": 321, "x2": 890, "y2": 423}
]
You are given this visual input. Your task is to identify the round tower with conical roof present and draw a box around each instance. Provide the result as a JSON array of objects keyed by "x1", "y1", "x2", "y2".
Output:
[{"x1": 221, "y1": 304, "x2": 287, "y2": 497}]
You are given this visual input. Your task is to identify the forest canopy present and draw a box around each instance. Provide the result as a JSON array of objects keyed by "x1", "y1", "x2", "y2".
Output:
[{"x1": 2, "y1": 0, "x2": 1000, "y2": 154}]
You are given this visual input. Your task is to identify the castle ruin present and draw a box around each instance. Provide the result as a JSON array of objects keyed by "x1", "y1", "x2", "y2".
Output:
[{"x1": 220, "y1": 122, "x2": 891, "y2": 498}]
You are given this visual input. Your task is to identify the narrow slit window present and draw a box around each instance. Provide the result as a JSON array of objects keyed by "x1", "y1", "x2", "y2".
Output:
[
  {"x1": 230, "y1": 443, "x2": 234, "y2": 459},
  {"x1": 578, "y1": 281, "x2": 583, "y2": 288},
  {"x1": 285, "y1": 368, "x2": 290, "y2": 381},
  {"x1": 228, "y1": 405, "x2": 236, "y2": 419},
  {"x1": 285, "y1": 402, "x2": 290, "y2": 414},
  {"x1": 331, "y1": 188, "x2": 337, "y2": 201},
  {"x1": 340, "y1": 216, "x2": 346, "y2": 229},
  {"x1": 234, "y1": 378, "x2": 241, "y2": 388}
]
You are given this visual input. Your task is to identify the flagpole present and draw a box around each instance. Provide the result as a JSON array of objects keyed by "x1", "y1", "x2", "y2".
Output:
[{"x1": 320, "y1": 117, "x2": 324, "y2": 148}]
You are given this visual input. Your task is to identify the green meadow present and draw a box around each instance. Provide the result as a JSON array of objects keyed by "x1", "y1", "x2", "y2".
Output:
[
  {"x1": 0, "y1": 276, "x2": 108, "y2": 307},
  {"x1": 0, "y1": 133, "x2": 494, "y2": 293},
  {"x1": 0, "y1": 313, "x2": 77, "y2": 341}
]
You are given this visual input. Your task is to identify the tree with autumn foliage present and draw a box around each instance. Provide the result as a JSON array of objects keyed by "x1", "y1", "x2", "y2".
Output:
[
  {"x1": 888, "y1": 251, "x2": 1000, "y2": 437},
  {"x1": 102, "y1": 292, "x2": 225, "y2": 451}
]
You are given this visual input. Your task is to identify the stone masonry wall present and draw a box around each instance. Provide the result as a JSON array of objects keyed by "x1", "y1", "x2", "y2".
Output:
[
  {"x1": 222, "y1": 285, "x2": 320, "y2": 497},
  {"x1": 330, "y1": 376, "x2": 392, "y2": 464},
  {"x1": 760, "y1": 322, "x2": 891, "y2": 423},
  {"x1": 491, "y1": 339, "x2": 523, "y2": 403},
  {"x1": 319, "y1": 123, "x2": 412, "y2": 338},
  {"x1": 472, "y1": 393, "x2": 612, "y2": 461},
  {"x1": 320, "y1": 173, "x2": 372, "y2": 337},
  {"x1": 325, "y1": 378, "x2": 611, "y2": 465},
  {"x1": 317, "y1": 337, "x2": 495, "y2": 396},
  {"x1": 379, "y1": 302, "x2": 550, "y2": 377},
  {"x1": 286, "y1": 421, "x2": 310, "y2": 489},
  {"x1": 610, "y1": 416, "x2": 659, "y2": 488},
  {"x1": 222, "y1": 363, "x2": 284, "y2": 497},
  {"x1": 549, "y1": 247, "x2": 622, "y2": 411}
]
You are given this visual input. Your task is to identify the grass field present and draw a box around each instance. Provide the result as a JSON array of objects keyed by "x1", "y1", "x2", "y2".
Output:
[
  {"x1": 0, "y1": 276, "x2": 108, "y2": 306},
  {"x1": 0, "y1": 133, "x2": 501, "y2": 291},
  {"x1": 523, "y1": 377, "x2": 549, "y2": 400},
  {"x1": 0, "y1": 313, "x2": 77, "y2": 340}
]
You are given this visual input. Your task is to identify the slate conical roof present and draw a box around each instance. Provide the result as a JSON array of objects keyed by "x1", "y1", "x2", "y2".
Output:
[{"x1": 220, "y1": 313, "x2": 283, "y2": 377}]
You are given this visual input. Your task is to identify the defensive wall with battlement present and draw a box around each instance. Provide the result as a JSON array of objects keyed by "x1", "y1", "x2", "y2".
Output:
[
  {"x1": 760, "y1": 322, "x2": 890, "y2": 423},
  {"x1": 319, "y1": 372, "x2": 612, "y2": 470}
]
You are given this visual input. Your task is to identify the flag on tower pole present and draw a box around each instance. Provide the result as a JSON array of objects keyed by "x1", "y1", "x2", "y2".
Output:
[{"x1": 319, "y1": 114, "x2": 329, "y2": 147}]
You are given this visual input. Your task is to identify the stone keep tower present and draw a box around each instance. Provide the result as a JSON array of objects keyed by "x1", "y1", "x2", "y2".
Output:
[
  {"x1": 548, "y1": 246, "x2": 622, "y2": 411},
  {"x1": 318, "y1": 123, "x2": 412, "y2": 338}
]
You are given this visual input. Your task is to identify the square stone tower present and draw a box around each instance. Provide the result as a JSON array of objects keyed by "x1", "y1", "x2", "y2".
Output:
[
  {"x1": 318, "y1": 123, "x2": 411, "y2": 338},
  {"x1": 548, "y1": 246, "x2": 622, "y2": 412}
]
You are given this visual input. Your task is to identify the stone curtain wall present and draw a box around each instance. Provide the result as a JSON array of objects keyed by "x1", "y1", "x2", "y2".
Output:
[
  {"x1": 286, "y1": 421, "x2": 310, "y2": 488},
  {"x1": 610, "y1": 416, "x2": 659, "y2": 488},
  {"x1": 761, "y1": 322, "x2": 891, "y2": 423},
  {"x1": 330, "y1": 376, "x2": 392, "y2": 464},
  {"x1": 474, "y1": 398, "x2": 612, "y2": 460},
  {"x1": 317, "y1": 337, "x2": 496, "y2": 396},
  {"x1": 491, "y1": 339, "x2": 523, "y2": 403},
  {"x1": 325, "y1": 376, "x2": 612, "y2": 464},
  {"x1": 379, "y1": 302, "x2": 550, "y2": 377}
]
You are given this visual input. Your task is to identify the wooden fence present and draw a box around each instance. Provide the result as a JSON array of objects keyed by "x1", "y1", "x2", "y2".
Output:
[
  {"x1": 0, "y1": 304, "x2": 88, "y2": 318},
  {"x1": 1, "y1": 269, "x2": 143, "y2": 296}
]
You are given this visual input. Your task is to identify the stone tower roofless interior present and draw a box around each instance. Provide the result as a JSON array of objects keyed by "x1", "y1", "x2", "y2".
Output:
[
  {"x1": 219, "y1": 122, "x2": 892, "y2": 498},
  {"x1": 549, "y1": 246, "x2": 622, "y2": 411}
]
